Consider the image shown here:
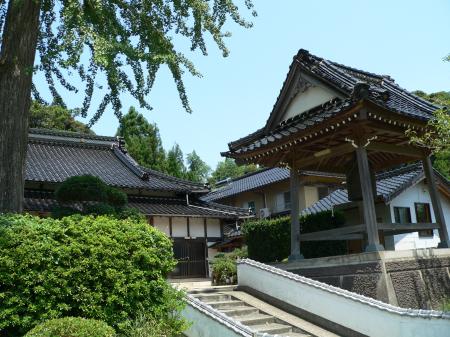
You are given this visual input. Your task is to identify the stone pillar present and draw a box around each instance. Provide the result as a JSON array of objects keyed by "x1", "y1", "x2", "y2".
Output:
[
  {"x1": 355, "y1": 146, "x2": 384, "y2": 252},
  {"x1": 422, "y1": 156, "x2": 450, "y2": 248},
  {"x1": 289, "y1": 161, "x2": 304, "y2": 261}
]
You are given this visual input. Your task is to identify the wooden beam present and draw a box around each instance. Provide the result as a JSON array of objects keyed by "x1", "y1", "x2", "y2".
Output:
[
  {"x1": 356, "y1": 146, "x2": 384, "y2": 252},
  {"x1": 301, "y1": 233, "x2": 364, "y2": 241},
  {"x1": 367, "y1": 142, "x2": 424, "y2": 158},
  {"x1": 300, "y1": 224, "x2": 367, "y2": 241},
  {"x1": 289, "y1": 161, "x2": 303, "y2": 260},
  {"x1": 423, "y1": 156, "x2": 450, "y2": 247},
  {"x1": 294, "y1": 143, "x2": 355, "y2": 169},
  {"x1": 378, "y1": 223, "x2": 439, "y2": 231}
]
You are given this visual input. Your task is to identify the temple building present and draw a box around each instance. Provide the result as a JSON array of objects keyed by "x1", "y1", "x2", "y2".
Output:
[
  {"x1": 223, "y1": 49, "x2": 449, "y2": 258},
  {"x1": 24, "y1": 128, "x2": 251, "y2": 278}
]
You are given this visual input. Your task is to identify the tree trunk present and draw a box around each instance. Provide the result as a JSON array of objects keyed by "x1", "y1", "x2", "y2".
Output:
[{"x1": 0, "y1": 0, "x2": 41, "y2": 212}]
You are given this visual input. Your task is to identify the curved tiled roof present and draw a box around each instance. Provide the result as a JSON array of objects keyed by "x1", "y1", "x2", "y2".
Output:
[
  {"x1": 225, "y1": 49, "x2": 440, "y2": 156},
  {"x1": 301, "y1": 163, "x2": 441, "y2": 215},
  {"x1": 26, "y1": 128, "x2": 207, "y2": 193},
  {"x1": 202, "y1": 168, "x2": 290, "y2": 202},
  {"x1": 24, "y1": 190, "x2": 250, "y2": 218}
]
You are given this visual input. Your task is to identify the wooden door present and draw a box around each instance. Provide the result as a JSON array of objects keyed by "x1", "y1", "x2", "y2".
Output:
[{"x1": 170, "y1": 239, "x2": 206, "y2": 278}]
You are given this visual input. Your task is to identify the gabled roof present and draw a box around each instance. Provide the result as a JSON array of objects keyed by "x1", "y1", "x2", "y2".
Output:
[
  {"x1": 202, "y1": 167, "x2": 343, "y2": 202},
  {"x1": 26, "y1": 128, "x2": 208, "y2": 193},
  {"x1": 302, "y1": 163, "x2": 449, "y2": 215},
  {"x1": 225, "y1": 49, "x2": 439, "y2": 157}
]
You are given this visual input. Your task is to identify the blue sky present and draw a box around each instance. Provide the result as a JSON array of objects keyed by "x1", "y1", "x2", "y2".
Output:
[{"x1": 35, "y1": 0, "x2": 450, "y2": 169}]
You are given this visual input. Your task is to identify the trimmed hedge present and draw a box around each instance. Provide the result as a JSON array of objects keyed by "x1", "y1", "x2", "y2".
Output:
[
  {"x1": 25, "y1": 317, "x2": 115, "y2": 337},
  {"x1": 242, "y1": 211, "x2": 347, "y2": 262},
  {"x1": 0, "y1": 214, "x2": 184, "y2": 336}
]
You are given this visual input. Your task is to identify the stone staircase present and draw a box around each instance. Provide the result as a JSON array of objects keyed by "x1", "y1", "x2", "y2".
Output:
[{"x1": 191, "y1": 292, "x2": 313, "y2": 337}]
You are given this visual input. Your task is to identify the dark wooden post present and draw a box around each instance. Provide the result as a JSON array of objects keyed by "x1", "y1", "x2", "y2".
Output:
[
  {"x1": 289, "y1": 161, "x2": 303, "y2": 260},
  {"x1": 355, "y1": 146, "x2": 384, "y2": 252},
  {"x1": 422, "y1": 156, "x2": 449, "y2": 248}
]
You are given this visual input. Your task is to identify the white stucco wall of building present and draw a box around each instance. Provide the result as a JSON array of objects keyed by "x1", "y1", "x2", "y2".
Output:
[{"x1": 388, "y1": 180, "x2": 450, "y2": 250}]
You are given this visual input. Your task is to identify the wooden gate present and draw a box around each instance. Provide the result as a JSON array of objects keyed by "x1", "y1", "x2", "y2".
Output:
[{"x1": 170, "y1": 238, "x2": 207, "y2": 278}]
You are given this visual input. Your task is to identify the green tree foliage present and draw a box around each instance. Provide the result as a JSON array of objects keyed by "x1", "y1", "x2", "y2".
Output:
[
  {"x1": 409, "y1": 90, "x2": 450, "y2": 178},
  {"x1": 186, "y1": 150, "x2": 210, "y2": 183},
  {"x1": 53, "y1": 175, "x2": 136, "y2": 218},
  {"x1": 25, "y1": 317, "x2": 115, "y2": 337},
  {"x1": 242, "y1": 211, "x2": 347, "y2": 263},
  {"x1": 0, "y1": 214, "x2": 185, "y2": 335},
  {"x1": 117, "y1": 107, "x2": 166, "y2": 172},
  {"x1": 210, "y1": 158, "x2": 258, "y2": 186},
  {"x1": 29, "y1": 101, "x2": 92, "y2": 133},
  {"x1": 0, "y1": 0, "x2": 256, "y2": 121},
  {"x1": 166, "y1": 143, "x2": 187, "y2": 179}
]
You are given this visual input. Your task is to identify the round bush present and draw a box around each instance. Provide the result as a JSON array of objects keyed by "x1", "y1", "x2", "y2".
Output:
[
  {"x1": 55, "y1": 175, "x2": 108, "y2": 203},
  {"x1": 0, "y1": 214, "x2": 181, "y2": 335},
  {"x1": 25, "y1": 317, "x2": 115, "y2": 337},
  {"x1": 106, "y1": 188, "x2": 128, "y2": 208}
]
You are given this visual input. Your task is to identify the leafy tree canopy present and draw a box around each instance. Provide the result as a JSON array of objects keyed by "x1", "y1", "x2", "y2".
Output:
[
  {"x1": 209, "y1": 158, "x2": 258, "y2": 186},
  {"x1": 0, "y1": 0, "x2": 256, "y2": 123},
  {"x1": 166, "y1": 143, "x2": 187, "y2": 179},
  {"x1": 409, "y1": 90, "x2": 450, "y2": 178},
  {"x1": 186, "y1": 150, "x2": 210, "y2": 183},
  {"x1": 29, "y1": 101, "x2": 92, "y2": 134},
  {"x1": 117, "y1": 107, "x2": 166, "y2": 172}
]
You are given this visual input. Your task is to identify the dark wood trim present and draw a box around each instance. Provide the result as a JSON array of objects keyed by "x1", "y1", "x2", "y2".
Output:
[
  {"x1": 293, "y1": 143, "x2": 355, "y2": 169},
  {"x1": 204, "y1": 218, "x2": 208, "y2": 238},
  {"x1": 187, "y1": 217, "x2": 190, "y2": 237},
  {"x1": 366, "y1": 142, "x2": 424, "y2": 158},
  {"x1": 169, "y1": 216, "x2": 173, "y2": 237},
  {"x1": 148, "y1": 216, "x2": 154, "y2": 227},
  {"x1": 220, "y1": 219, "x2": 224, "y2": 239}
]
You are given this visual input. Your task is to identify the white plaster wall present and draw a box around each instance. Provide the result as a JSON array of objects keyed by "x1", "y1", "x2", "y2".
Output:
[
  {"x1": 183, "y1": 302, "x2": 248, "y2": 337},
  {"x1": 238, "y1": 262, "x2": 450, "y2": 337},
  {"x1": 388, "y1": 181, "x2": 450, "y2": 250},
  {"x1": 153, "y1": 216, "x2": 170, "y2": 236},
  {"x1": 172, "y1": 217, "x2": 188, "y2": 237},
  {"x1": 207, "y1": 218, "x2": 221, "y2": 237},
  {"x1": 189, "y1": 217, "x2": 205, "y2": 238},
  {"x1": 283, "y1": 86, "x2": 336, "y2": 121}
]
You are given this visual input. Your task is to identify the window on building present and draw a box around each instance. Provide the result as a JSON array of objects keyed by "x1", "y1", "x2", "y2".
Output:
[
  {"x1": 247, "y1": 201, "x2": 256, "y2": 214},
  {"x1": 393, "y1": 207, "x2": 411, "y2": 224},
  {"x1": 318, "y1": 187, "x2": 329, "y2": 200},
  {"x1": 283, "y1": 191, "x2": 291, "y2": 210},
  {"x1": 414, "y1": 203, "x2": 433, "y2": 237}
]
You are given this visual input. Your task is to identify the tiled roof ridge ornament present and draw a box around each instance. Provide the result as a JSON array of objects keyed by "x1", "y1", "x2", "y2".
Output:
[
  {"x1": 296, "y1": 48, "x2": 311, "y2": 62},
  {"x1": 112, "y1": 144, "x2": 150, "y2": 181},
  {"x1": 351, "y1": 81, "x2": 370, "y2": 101},
  {"x1": 116, "y1": 136, "x2": 127, "y2": 153}
]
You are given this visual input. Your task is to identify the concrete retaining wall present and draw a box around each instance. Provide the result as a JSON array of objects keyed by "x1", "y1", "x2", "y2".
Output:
[
  {"x1": 238, "y1": 259, "x2": 450, "y2": 337},
  {"x1": 277, "y1": 248, "x2": 450, "y2": 309}
]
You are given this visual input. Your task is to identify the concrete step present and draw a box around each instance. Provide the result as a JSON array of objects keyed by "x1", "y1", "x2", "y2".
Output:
[
  {"x1": 207, "y1": 300, "x2": 245, "y2": 309},
  {"x1": 221, "y1": 306, "x2": 259, "y2": 317},
  {"x1": 193, "y1": 293, "x2": 232, "y2": 302},
  {"x1": 237, "y1": 313, "x2": 276, "y2": 326},
  {"x1": 282, "y1": 332, "x2": 313, "y2": 337},
  {"x1": 250, "y1": 322, "x2": 292, "y2": 334}
]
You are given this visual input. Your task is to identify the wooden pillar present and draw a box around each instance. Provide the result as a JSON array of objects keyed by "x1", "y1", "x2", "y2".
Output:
[
  {"x1": 422, "y1": 156, "x2": 449, "y2": 248},
  {"x1": 355, "y1": 146, "x2": 384, "y2": 252},
  {"x1": 289, "y1": 161, "x2": 303, "y2": 260}
]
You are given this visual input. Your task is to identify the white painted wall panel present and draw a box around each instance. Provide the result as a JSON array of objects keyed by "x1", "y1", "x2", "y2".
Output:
[
  {"x1": 207, "y1": 218, "x2": 221, "y2": 237},
  {"x1": 172, "y1": 217, "x2": 188, "y2": 237},
  {"x1": 189, "y1": 218, "x2": 205, "y2": 238},
  {"x1": 153, "y1": 216, "x2": 170, "y2": 236}
]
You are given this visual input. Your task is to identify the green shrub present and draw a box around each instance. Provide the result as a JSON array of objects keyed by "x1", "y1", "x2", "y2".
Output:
[
  {"x1": 25, "y1": 317, "x2": 115, "y2": 337},
  {"x1": 212, "y1": 257, "x2": 237, "y2": 285},
  {"x1": 125, "y1": 311, "x2": 190, "y2": 337},
  {"x1": 55, "y1": 175, "x2": 107, "y2": 203},
  {"x1": 106, "y1": 187, "x2": 128, "y2": 208},
  {"x1": 52, "y1": 175, "x2": 135, "y2": 219},
  {"x1": 0, "y1": 214, "x2": 185, "y2": 336},
  {"x1": 242, "y1": 211, "x2": 347, "y2": 262}
]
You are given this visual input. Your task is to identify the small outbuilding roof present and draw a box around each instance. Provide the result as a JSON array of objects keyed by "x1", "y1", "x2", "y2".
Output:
[
  {"x1": 202, "y1": 168, "x2": 343, "y2": 202},
  {"x1": 302, "y1": 163, "x2": 450, "y2": 215}
]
